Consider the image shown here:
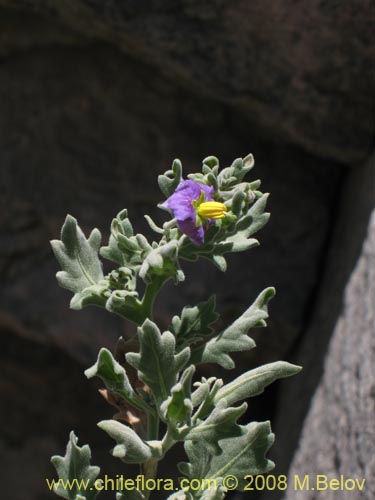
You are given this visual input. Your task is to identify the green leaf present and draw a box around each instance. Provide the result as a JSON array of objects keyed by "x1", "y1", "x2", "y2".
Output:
[
  {"x1": 50, "y1": 215, "x2": 104, "y2": 296},
  {"x1": 210, "y1": 255, "x2": 227, "y2": 272},
  {"x1": 185, "y1": 400, "x2": 247, "y2": 455},
  {"x1": 167, "y1": 492, "x2": 193, "y2": 500},
  {"x1": 191, "y1": 378, "x2": 223, "y2": 421},
  {"x1": 126, "y1": 319, "x2": 191, "y2": 406},
  {"x1": 101, "y1": 209, "x2": 134, "y2": 265},
  {"x1": 244, "y1": 192, "x2": 270, "y2": 238},
  {"x1": 191, "y1": 377, "x2": 223, "y2": 408},
  {"x1": 85, "y1": 348, "x2": 133, "y2": 395},
  {"x1": 215, "y1": 193, "x2": 269, "y2": 253},
  {"x1": 171, "y1": 296, "x2": 219, "y2": 350},
  {"x1": 160, "y1": 365, "x2": 195, "y2": 428},
  {"x1": 139, "y1": 240, "x2": 183, "y2": 284},
  {"x1": 180, "y1": 422, "x2": 274, "y2": 493},
  {"x1": 167, "y1": 486, "x2": 226, "y2": 500},
  {"x1": 105, "y1": 289, "x2": 143, "y2": 323},
  {"x1": 70, "y1": 283, "x2": 109, "y2": 310},
  {"x1": 98, "y1": 420, "x2": 153, "y2": 464},
  {"x1": 116, "y1": 490, "x2": 145, "y2": 500},
  {"x1": 178, "y1": 439, "x2": 211, "y2": 481},
  {"x1": 178, "y1": 192, "x2": 269, "y2": 272},
  {"x1": 51, "y1": 431, "x2": 100, "y2": 500},
  {"x1": 217, "y1": 155, "x2": 254, "y2": 190},
  {"x1": 117, "y1": 491, "x2": 145, "y2": 500},
  {"x1": 191, "y1": 287, "x2": 275, "y2": 369},
  {"x1": 205, "y1": 421, "x2": 275, "y2": 489},
  {"x1": 100, "y1": 209, "x2": 151, "y2": 268},
  {"x1": 84, "y1": 348, "x2": 149, "y2": 412},
  {"x1": 144, "y1": 215, "x2": 164, "y2": 234},
  {"x1": 214, "y1": 362, "x2": 302, "y2": 407},
  {"x1": 199, "y1": 479, "x2": 226, "y2": 500},
  {"x1": 158, "y1": 158, "x2": 183, "y2": 197}
]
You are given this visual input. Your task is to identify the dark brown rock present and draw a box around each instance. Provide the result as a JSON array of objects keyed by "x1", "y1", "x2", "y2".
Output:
[
  {"x1": 0, "y1": 4, "x2": 373, "y2": 500},
  {"x1": 0, "y1": 0, "x2": 373, "y2": 164},
  {"x1": 0, "y1": 35, "x2": 340, "y2": 365}
]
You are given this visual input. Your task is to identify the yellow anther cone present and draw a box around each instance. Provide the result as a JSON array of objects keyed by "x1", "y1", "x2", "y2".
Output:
[{"x1": 197, "y1": 201, "x2": 227, "y2": 220}]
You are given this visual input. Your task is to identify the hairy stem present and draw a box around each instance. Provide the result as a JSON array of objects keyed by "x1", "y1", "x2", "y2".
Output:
[{"x1": 139, "y1": 275, "x2": 169, "y2": 322}]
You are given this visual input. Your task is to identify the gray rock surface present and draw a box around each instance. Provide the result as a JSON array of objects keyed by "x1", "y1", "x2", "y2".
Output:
[
  {"x1": 271, "y1": 155, "x2": 375, "y2": 487},
  {"x1": 283, "y1": 207, "x2": 375, "y2": 500}
]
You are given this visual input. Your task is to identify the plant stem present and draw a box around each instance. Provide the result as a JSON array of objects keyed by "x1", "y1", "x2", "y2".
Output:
[
  {"x1": 136, "y1": 275, "x2": 170, "y2": 498},
  {"x1": 142, "y1": 458, "x2": 158, "y2": 499},
  {"x1": 141, "y1": 411, "x2": 160, "y2": 499},
  {"x1": 140, "y1": 275, "x2": 169, "y2": 322}
]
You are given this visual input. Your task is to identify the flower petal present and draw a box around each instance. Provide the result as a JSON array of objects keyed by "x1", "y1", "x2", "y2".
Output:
[
  {"x1": 178, "y1": 217, "x2": 205, "y2": 246},
  {"x1": 161, "y1": 180, "x2": 214, "y2": 245}
]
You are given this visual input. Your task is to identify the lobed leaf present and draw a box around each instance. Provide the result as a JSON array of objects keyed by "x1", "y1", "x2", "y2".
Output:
[
  {"x1": 214, "y1": 362, "x2": 302, "y2": 407},
  {"x1": 126, "y1": 320, "x2": 190, "y2": 407},
  {"x1": 50, "y1": 215, "x2": 104, "y2": 296},
  {"x1": 117, "y1": 491, "x2": 145, "y2": 500},
  {"x1": 171, "y1": 296, "x2": 219, "y2": 350},
  {"x1": 84, "y1": 348, "x2": 150, "y2": 412},
  {"x1": 158, "y1": 159, "x2": 183, "y2": 197},
  {"x1": 205, "y1": 421, "x2": 275, "y2": 489},
  {"x1": 51, "y1": 432, "x2": 100, "y2": 500},
  {"x1": 180, "y1": 422, "x2": 274, "y2": 493},
  {"x1": 98, "y1": 420, "x2": 153, "y2": 464},
  {"x1": 191, "y1": 288, "x2": 275, "y2": 369},
  {"x1": 160, "y1": 365, "x2": 195, "y2": 428},
  {"x1": 185, "y1": 400, "x2": 247, "y2": 455}
]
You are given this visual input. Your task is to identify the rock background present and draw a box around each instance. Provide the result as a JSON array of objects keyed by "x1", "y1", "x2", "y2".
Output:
[
  {"x1": 283, "y1": 199, "x2": 375, "y2": 500},
  {"x1": 0, "y1": 2, "x2": 373, "y2": 500}
]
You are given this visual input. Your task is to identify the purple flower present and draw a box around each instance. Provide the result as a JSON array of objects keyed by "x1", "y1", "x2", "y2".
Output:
[{"x1": 161, "y1": 180, "x2": 227, "y2": 245}]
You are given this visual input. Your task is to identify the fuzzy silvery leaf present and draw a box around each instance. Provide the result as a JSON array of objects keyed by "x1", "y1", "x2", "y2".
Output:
[
  {"x1": 180, "y1": 422, "x2": 274, "y2": 493},
  {"x1": 158, "y1": 158, "x2": 183, "y2": 197},
  {"x1": 199, "y1": 479, "x2": 226, "y2": 500},
  {"x1": 214, "y1": 193, "x2": 269, "y2": 254},
  {"x1": 117, "y1": 491, "x2": 145, "y2": 500},
  {"x1": 160, "y1": 365, "x2": 195, "y2": 427},
  {"x1": 178, "y1": 439, "x2": 211, "y2": 481},
  {"x1": 167, "y1": 485, "x2": 226, "y2": 500},
  {"x1": 51, "y1": 431, "x2": 100, "y2": 500},
  {"x1": 185, "y1": 400, "x2": 247, "y2": 455},
  {"x1": 98, "y1": 420, "x2": 153, "y2": 464},
  {"x1": 191, "y1": 378, "x2": 224, "y2": 421},
  {"x1": 166, "y1": 492, "x2": 193, "y2": 500},
  {"x1": 126, "y1": 319, "x2": 191, "y2": 406},
  {"x1": 214, "y1": 362, "x2": 302, "y2": 407},
  {"x1": 139, "y1": 240, "x2": 183, "y2": 284},
  {"x1": 100, "y1": 209, "x2": 151, "y2": 268},
  {"x1": 191, "y1": 377, "x2": 223, "y2": 408},
  {"x1": 205, "y1": 421, "x2": 275, "y2": 490},
  {"x1": 217, "y1": 154, "x2": 254, "y2": 190},
  {"x1": 50, "y1": 215, "x2": 104, "y2": 297},
  {"x1": 178, "y1": 193, "x2": 269, "y2": 272},
  {"x1": 107, "y1": 266, "x2": 137, "y2": 291},
  {"x1": 84, "y1": 348, "x2": 149, "y2": 412},
  {"x1": 171, "y1": 296, "x2": 219, "y2": 350},
  {"x1": 70, "y1": 283, "x2": 109, "y2": 310},
  {"x1": 187, "y1": 156, "x2": 219, "y2": 190},
  {"x1": 85, "y1": 348, "x2": 133, "y2": 396},
  {"x1": 105, "y1": 289, "x2": 143, "y2": 323},
  {"x1": 191, "y1": 287, "x2": 275, "y2": 369},
  {"x1": 100, "y1": 209, "x2": 134, "y2": 265},
  {"x1": 242, "y1": 192, "x2": 270, "y2": 238}
]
